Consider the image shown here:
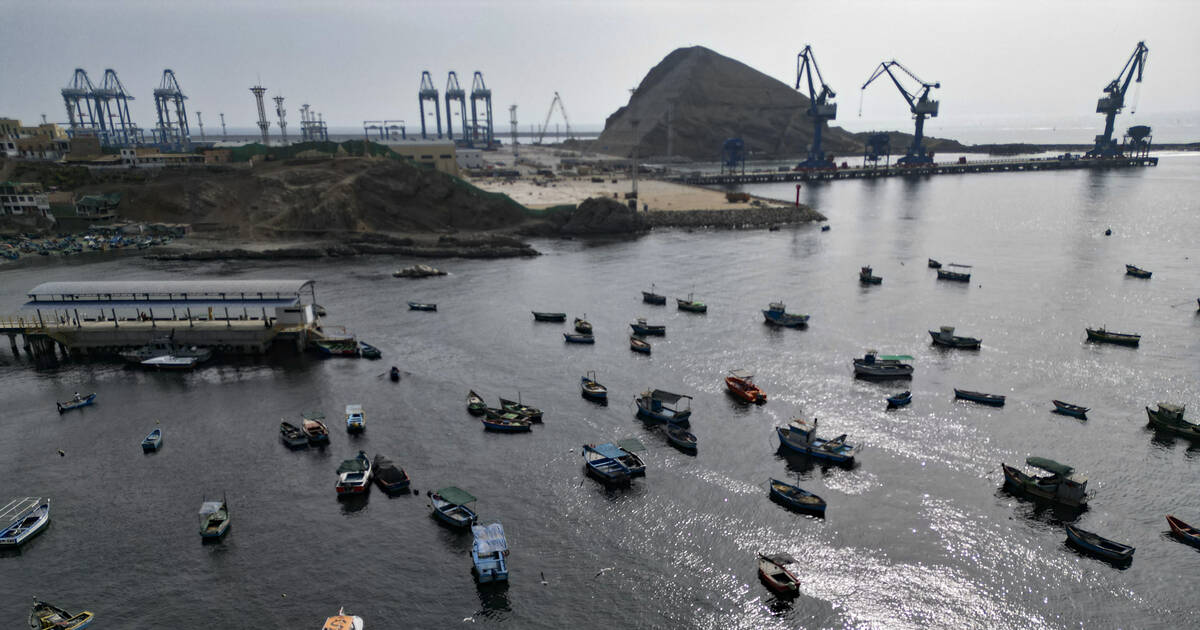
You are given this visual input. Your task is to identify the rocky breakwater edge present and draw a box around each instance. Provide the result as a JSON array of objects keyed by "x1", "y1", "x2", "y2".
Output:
[
  {"x1": 522, "y1": 196, "x2": 825, "y2": 237},
  {"x1": 143, "y1": 231, "x2": 539, "y2": 262}
]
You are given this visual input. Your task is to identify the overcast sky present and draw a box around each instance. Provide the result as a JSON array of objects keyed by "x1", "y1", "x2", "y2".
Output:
[{"x1": 2, "y1": 0, "x2": 1197, "y2": 137}]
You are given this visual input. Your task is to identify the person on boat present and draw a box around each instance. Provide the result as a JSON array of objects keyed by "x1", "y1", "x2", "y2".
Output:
[{"x1": 73, "y1": 392, "x2": 81, "y2": 402}]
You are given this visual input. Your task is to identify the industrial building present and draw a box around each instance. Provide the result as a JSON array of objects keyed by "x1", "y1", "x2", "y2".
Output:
[{"x1": 387, "y1": 140, "x2": 460, "y2": 175}]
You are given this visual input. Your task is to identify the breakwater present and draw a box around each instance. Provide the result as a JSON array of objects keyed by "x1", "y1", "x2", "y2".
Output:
[{"x1": 646, "y1": 204, "x2": 825, "y2": 229}]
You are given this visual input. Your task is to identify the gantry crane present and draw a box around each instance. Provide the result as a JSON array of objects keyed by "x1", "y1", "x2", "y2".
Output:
[
  {"x1": 418, "y1": 71, "x2": 441, "y2": 139},
  {"x1": 536, "y1": 92, "x2": 571, "y2": 144},
  {"x1": 861, "y1": 60, "x2": 940, "y2": 165},
  {"x1": 470, "y1": 71, "x2": 494, "y2": 148},
  {"x1": 444, "y1": 71, "x2": 467, "y2": 141},
  {"x1": 794, "y1": 45, "x2": 837, "y2": 169},
  {"x1": 1086, "y1": 41, "x2": 1149, "y2": 158}
]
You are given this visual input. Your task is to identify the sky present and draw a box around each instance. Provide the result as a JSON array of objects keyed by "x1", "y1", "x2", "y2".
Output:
[{"x1": 2, "y1": 0, "x2": 1198, "y2": 141}]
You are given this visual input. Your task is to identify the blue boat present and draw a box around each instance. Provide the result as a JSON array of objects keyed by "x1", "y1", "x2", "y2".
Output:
[
  {"x1": 886, "y1": 391, "x2": 912, "y2": 408},
  {"x1": 635, "y1": 389, "x2": 692, "y2": 426},
  {"x1": 480, "y1": 413, "x2": 533, "y2": 432},
  {"x1": 585, "y1": 440, "x2": 646, "y2": 477},
  {"x1": 630, "y1": 336, "x2": 652, "y2": 354},
  {"x1": 665, "y1": 424, "x2": 698, "y2": 453},
  {"x1": 582, "y1": 446, "x2": 631, "y2": 485},
  {"x1": 563, "y1": 333, "x2": 595, "y2": 344},
  {"x1": 408, "y1": 301, "x2": 437, "y2": 311},
  {"x1": 954, "y1": 388, "x2": 1006, "y2": 406},
  {"x1": 775, "y1": 418, "x2": 859, "y2": 464},
  {"x1": 471, "y1": 523, "x2": 510, "y2": 583},
  {"x1": 358, "y1": 342, "x2": 382, "y2": 359},
  {"x1": 1066, "y1": 524, "x2": 1134, "y2": 564},
  {"x1": 769, "y1": 478, "x2": 826, "y2": 515},
  {"x1": 762, "y1": 301, "x2": 809, "y2": 327},
  {"x1": 581, "y1": 370, "x2": 608, "y2": 402},
  {"x1": 141, "y1": 428, "x2": 162, "y2": 452},
  {"x1": 56, "y1": 392, "x2": 96, "y2": 414},
  {"x1": 0, "y1": 498, "x2": 50, "y2": 548},
  {"x1": 642, "y1": 284, "x2": 667, "y2": 305},
  {"x1": 630, "y1": 318, "x2": 665, "y2": 336},
  {"x1": 431, "y1": 486, "x2": 478, "y2": 529}
]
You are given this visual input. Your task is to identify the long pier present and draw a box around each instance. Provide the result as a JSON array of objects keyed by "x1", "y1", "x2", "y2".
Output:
[{"x1": 672, "y1": 155, "x2": 1158, "y2": 186}]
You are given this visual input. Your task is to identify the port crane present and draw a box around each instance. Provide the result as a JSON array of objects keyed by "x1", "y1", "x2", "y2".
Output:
[
  {"x1": 794, "y1": 45, "x2": 837, "y2": 169},
  {"x1": 861, "y1": 60, "x2": 939, "y2": 165},
  {"x1": 535, "y1": 92, "x2": 571, "y2": 144},
  {"x1": 470, "y1": 71, "x2": 494, "y2": 148},
  {"x1": 418, "y1": 70, "x2": 441, "y2": 139},
  {"x1": 1086, "y1": 41, "x2": 1149, "y2": 158},
  {"x1": 444, "y1": 71, "x2": 468, "y2": 141}
]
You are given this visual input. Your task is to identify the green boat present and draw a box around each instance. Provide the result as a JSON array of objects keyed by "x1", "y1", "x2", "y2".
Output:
[
  {"x1": 676, "y1": 293, "x2": 707, "y2": 313},
  {"x1": 466, "y1": 390, "x2": 487, "y2": 416},
  {"x1": 1146, "y1": 403, "x2": 1200, "y2": 440},
  {"x1": 1000, "y1": 457, "x2": 1088, "y2": 508}
]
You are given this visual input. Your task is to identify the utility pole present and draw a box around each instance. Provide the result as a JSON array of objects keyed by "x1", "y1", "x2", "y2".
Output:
[{"x1": 509, "y1": 104, "x2": 518, "y2": 158}]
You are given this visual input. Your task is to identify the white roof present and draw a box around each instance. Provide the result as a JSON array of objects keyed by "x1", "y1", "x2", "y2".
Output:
[{"x1": 29, "y1": 280, "x2": 314, "y2": 300}]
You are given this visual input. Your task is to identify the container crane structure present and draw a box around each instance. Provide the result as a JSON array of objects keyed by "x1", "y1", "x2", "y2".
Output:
[
  {"x1": 861, "y1": 60, "x2": 939, "y2": 165},
  {"x1": 536, "y1": 92, "x2": 571, "y2": 144},
  {"x1": 470, "y1": 71, "x2": 494, "y2": 148},
  {"x1": 794, "y1": 45, "x2": 837, "y2": 169},
  {"x1": 418, "y1": 71, "x2": 441, "y2": 139},
  {"x1": 153, "y1": 69, "x2": 191, "y2": 150},
  {"x1": 1086, "y1": 41, "x2": 1149, "y2": 158},
  {"x1": 444, "y1": 71, "x2": 468, "y2": 141}
]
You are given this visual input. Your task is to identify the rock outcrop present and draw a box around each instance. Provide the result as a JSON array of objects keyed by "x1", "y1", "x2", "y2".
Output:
[{"x1": 558, "y1": 197, "x2": 648, "y2": 235}]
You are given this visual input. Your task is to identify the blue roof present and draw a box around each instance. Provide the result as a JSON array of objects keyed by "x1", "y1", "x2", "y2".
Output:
[{"x1": 591, "y1": 443, "x2": 626, "y2": 460}]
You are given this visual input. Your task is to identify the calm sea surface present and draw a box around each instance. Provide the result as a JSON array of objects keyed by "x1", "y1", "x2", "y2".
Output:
[{"x1": 1, "y1": 154, "x2": 1198, "y2": 629}]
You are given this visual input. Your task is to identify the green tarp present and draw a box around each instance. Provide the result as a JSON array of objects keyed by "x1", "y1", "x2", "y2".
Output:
[
  {"x1": 436, "y1": 486, "x2": 476, "y2": 506},
  {"x1": 1026, "y1": 456, "x2": 1073, "y2": 476}
]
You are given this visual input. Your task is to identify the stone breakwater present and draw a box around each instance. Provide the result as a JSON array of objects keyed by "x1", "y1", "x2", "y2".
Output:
[
  {"x1": 645, "y1": 205, "x2": 825, "y2": 229},
  {"x1": 144, "y1": 234, "x2": 539, "y2": 261}
]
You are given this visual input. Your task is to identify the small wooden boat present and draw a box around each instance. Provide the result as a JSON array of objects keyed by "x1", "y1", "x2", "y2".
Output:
[
  {"x1": 322, "y1": 608, "x2": 364, "y2": 630},
  {"x1": 582, "y1": 445, "x2": 632, "y2": 484},
  {"x1": 28, "y1": 599, "x2": 94, "y2": 630},
  {"x1": 762, "y1": 301, "x2": 809, "y2": 327},
  {"x1": 198, "y1": 496, "x2": 230, "y2": 539},
  {"x1": 820, "y1": 224, "x2": 831, "y2": 231},
  {"x1": 430, "y1": 486, "x2": 478, "y2": 529},
  {"x1": 1066, "y1": 524, "x2": 1134, "y2": 563},
  {"x1": 853, "y1": 351, "x2": 914, "y2": 379},
  {"x1": 141, "y1": 428, "x2": 162, "y2": 452},
  {"x1": 358, "y1": 342, "x2": 382, "y2": 359},
  {"x1": 1085, "y1": 327, "x2": 1140, "y2": 347},
  {"x1": 725, "y1": 369, "x2": 766, "y2": 404},
  {"x1": 1145, "y1": 403, "x2": 1200, "y2": 440},
  {"x1": 1166, "y1": 515, "x2": 1200, "y2": 548},
  {"x1": 372, "y1": 454, "x2": 411, "y2": 493},
  {"x1": 345, "y1": 404, "x2": 366, "y2": 433},
  {"x1": 466, "y1": 390, "x2": 487, "y2": 416},
  {"x1": 313, "y1": 337, "x2": 359, "y2": 357},
  {"x1": 665, "y1": 424, "x2": 698, "y2": 452},
  {"x1": 1051, "y1": 400, "x2": 1089, "y2": 419},
  {"x1": 336, "y1": 451, "x2": 373, "y2": 495},
  {"x1": 642, "y1": 284, "x2": 667, "y2": 305},
  {"x1": 859, "y1": 266, "x2": 882, "y2": 284},
  {"x1": 929, "y1": 326, "x2": 981, "y2": 349},
  {"x1": 471, "y1": 522, "x2": 510, "y2": 583},
  {"x1": 532, "y1": 311, "x2": 567, "y2": 322},
  {"x1": 677, "y1": 293, "x2": 707, "y2": 313},
  {"x1": 630, "y1": 317, "x2": 665, "y2": 336},
  {"x1": 500, "y1": 397, "x2": 543, "y2": 422},
  {"x1": 629, "y1": 336, "x2": 652, "y2": 354},
  {"x1": 1125, "y1": 264, "x2": 1152, "y2": 278},
  {"x1": 389, "y1": 366, "x2": 401, "y2": 382},
  {"x1": 1000, "y1": 457, "x2": 1088, "y2": 507},
  {"x1": 776, "y1": 418, "x2": 859, "y2": 464},
  {"x1": 56, "y1": 392, "x2": 96, "y2": 414},
  {"x1": 928, "y1": 258, "x2": 942, "y2": 269},
  {"x1": 937, "y1": 263, "x2": 972, "y2": 282},
  {"x1": 481, "y1": 414, "x2": 533, "y2": 432},
  {"x1": 408, "y1": 301, "x2": 437, "y2": 311},
  {"x1": 0, "y1": 498, "x2": 50, "y2": 547},
  {"x1": 301, "y1": 413, "x2": 330, "y2": 445},
  {"x1": 955, "y1": 388, "x2": 1006, "y2": 406},
  {"x1": 573, "y1": 316, "x2": 593, "y2": 334},
  {"x1": 563, "y1": 332, "x2": 595, "y2": 344},
  {"x1": 279, "y1": 421, "x2": 308, "y2": 449},
  {"x1": 580, "y1": 370, "x2": 608, "y2": 402},
  {"x1": 887, "y1": 390, "x2": 912, "y2": 408},
  {"x1": 757, "y1": 552, "x2": 800, "y2": 597},
  {"x1": 635, "y1": 389, "x2": 692, "y2": 426},
  {"x1": 768, "y1": 478, "x2": 827, "y2": 515}
]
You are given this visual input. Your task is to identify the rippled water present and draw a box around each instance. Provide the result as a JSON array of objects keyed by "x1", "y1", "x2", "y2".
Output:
[{"x1": 1, "y1": 155, "x2": 1198, "y2": 628}]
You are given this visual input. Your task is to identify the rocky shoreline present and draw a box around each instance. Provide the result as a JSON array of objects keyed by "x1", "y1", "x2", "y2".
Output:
[
  {"x1": 645, "y1": 204, "x2": 825, "y2": 229},
  {"x1": 144, "y1": 233, "x2": 540, "y2": 262}
]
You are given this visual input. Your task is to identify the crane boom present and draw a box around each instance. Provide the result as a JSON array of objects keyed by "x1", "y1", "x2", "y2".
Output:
[
  {"x1": 536, "y1": 92, "x2": 571, "y2": 144},
  {"x1": 794, "y1": 44, "x2": 837, "y2": 169},
  {"x1": 1086, "y1": 41, "x2": 1149, "y2": 158},
  {"x1": 861, "y1": 59, "x2": 940, "y2": 165}
]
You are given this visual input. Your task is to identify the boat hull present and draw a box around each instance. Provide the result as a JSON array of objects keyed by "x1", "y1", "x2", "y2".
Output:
[
  {"x1": 853, "y1": 364, "x2": 913, "y2": 380},
  {"x1": 768, "y1": 479, "x2": 827, "y2": 515},
  {"x1": 532, "y1": 311, "x2": 567, "y2": 322},
  {"x1": 776, "y1": 427, "x2": 856, "y2": 464},
  {"x1": 725, "y1": 377, "x2": 766, "y2": 404},
  {"x1": 432, "y1": 499, "x2": 477, "y2": 529},
  {"x1": 1051, "y1": 400, "x2": 1089, "y2": 418},
  {"x1": 665, "y1": 426, "x2": 698, "y2": 452},
  {"x1": 758, "y1": 559, "x2": 800, "y2": 597},
  {"x1": 1146, "y1": 407, "x2": 1200, "y2": 440},
  {"x1": 563, "y1": 333, "x2": 595, "y2": 344},
  {"x1": 635, "y1": 403, "x2": 690, "y2": 427},
  {"x1": 642, "y1": 292, "x2": 666, "y2": 305},
  {"x1": 0, "y1": 502, "x2": 49, "y2": 547},
  {"x1": 1167, "y1": 515, "x2": 1200, "y2": 548},
  {"x1": 581, "y1": 378, "x2": 608, "y2": 402},
  {"x1": 929, "y1": 331, "x2": 981, "y2": 349},
  {"x1": 630, "y1": 324, "x2": 665, "y2": 336},
  {"x1": 954, "y1": 389, "x2": 1006, "y2": 406},
  {"x1": 1085, "y1": 328, "x2": 1140, "y2": 346},
  {"x1": 937, "y1": 269, "x2": 971, "y2": 282},
  {"x1": 1000, "y1": 463, "x2": 1086, "y2": 507},
  {"x1": 584, "y1": 459, "x2": 631, "y2": 485},
  {"x1": 630, "y1": 338, "x2": 652, "y2": 354},
  {"x1": 56, "y1": 393, "x2": 96, "y2": 413},
  {"x1": 1066, "y1": 524, "x2": 1134, "y2": 563},
  {"x1": 886, "y1": 391, "x2": 912, "y2": 407},
  {"x1": 141, "y1": 430, "x2": 163, "y2": 452},
  {"x1": 28, "y1": 601, "x2": 94, "y2": 630},
  {"x1": 481, "y1": 417, "x2": 533, "y2": 432},
  {"x1": 762, "y1": 311, "x2": 809, "y2": 327}
]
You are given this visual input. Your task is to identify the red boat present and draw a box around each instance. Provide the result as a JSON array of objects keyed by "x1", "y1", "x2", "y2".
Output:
[
  {"x1": 725, "y1": 369, "x2": 766, "y2": 404},
  {"x1": 757, "y1": 553, "x2": 799, "y2": 596},
  {"x1": 1167, "y1": 515, "x2": 1200, "y2": 548}
]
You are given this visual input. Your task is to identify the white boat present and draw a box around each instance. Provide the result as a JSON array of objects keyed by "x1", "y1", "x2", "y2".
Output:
[
  {"x1": 123, "y1": 336, "x2": 212, "y2": 367},
  {"x1": 140, "y1": 354, "x2": 204, "y2": 370},
  {"x1": 852, "y1": 350, "x2": 914, "y2": 379},
  {"x1": 336, "y1": 451, "x2": 373, "y2": 495},
  {"x1": 471, "y1": 522, "x2": 510, "y2": 583},
  {"x1": 0, "y1": 497, "x2": 50, "y2": 547},
  {"x1": 345, "y1": 404, "x2": 366, "y2": 433},
  {"x1": 322, "y1": 607, "x2": 364, "y2": 630}
]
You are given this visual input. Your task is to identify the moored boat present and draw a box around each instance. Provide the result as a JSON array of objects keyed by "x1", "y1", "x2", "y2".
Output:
[
  {"x1": 582, "y1": 445, "x2": 632, "y2": 484},
  {"x1": 301, "y1": 413, "x2": 331, "y2": 445},
  {"x1": 345, "y1": 404, "x2": 366, "y2": 433},
  {"x1": 630, "y1": 317, "x2": 665, "y2": 336},
  {"x1": 466, "y1": 390, "x2": 487, "y2": 416},
  {"x1": 937, "y1": 263, "x2": 972, "y2": 282},
  {"x1": 1001, "y1": 457, "x2": 1088, "y2": 507},
  {"x1": 322, "y1": 607, "x2": 364, "y2": 630},
  {"x1": 929, "y1": 326, "x2": 981, "y2": 349},
  {"x1": 279, "y1": 421, "x2": 309, "y2": 449},
  {"x1": 140, "y1": 354, "x2": 206, "y2": 370},
  {"x1": 677, "y1": 293, "x2": 707, "y2": 313},
  {"x1": 642, "y1": 284, "x2": 667, "y2": 305},
  {"x1": 198, "y1": 496, "x2": 230, "y2": 538},
  {"x1": 853, "y1": 351, "x2": 913, "y2": 379},
  {"x1": 573, "y1": 316, "x2": 593, "y2": 334},
  {"x1": 1051, "y1": 400, "x2": 1089, "y2": 419},
  {"x1": 761, "y1": 301, "x2": 809, "y2": 327},
  {"x1": 1085, "y1": 327, "x2": 1140, "y2": 347},
  {"x1": 635, "y1": 389, "x2": 692, "y2": 426},
  {"x1": 532, "y1": 311, "x2": 567, "y2": 322},
  {"x1": 581, "y1": 370, "x2": 608, "y2": 402},
  {"x1": 1145, "y1": 403, "x2": 1200, "y2": 440},
  {"x1": 358, "y1": 342, "x2": 382, "y2": 359},
  {"x1": 887, "y1": 390, "x2": 912, "y2": 408},
  {"x1": 665, "y1": 424, "x2": 698, "y2": 453},
  {"x1": 629, "y1": 336, "x2": 652, "y2": 354},
  {"x1": 372, "y1": 454, "x2": 411, "y2": 493},
  {"x1": 928, "y1": 258, "x2": 942, "y2": 268},
  {"x1": 0, "y1": 498, "x2": 50, "y2": 547},
  {"x1": 56, "y1": 392, "x2": 96, "y2": 414},
  {"x1": 430, "y1": 486, "x2": 478, "y2": 529},
  {"x1": 141, "y1": 428, "x2": 162, "y2": 452},
  {"x1": 471, "y1": 522, "x2": 510, "y2": 583},
  {"x1": 28, "y1": 599, "x2": 94, "y2": 630},
  {"x1": 768, "y1": 478, "x2": 827, "y2": 515},
  {"x1": 725, "y1": 369, "x2": 766, "y2": 404},
  {"x1": 335, "y1": 451, "x2": 372, "y2": 494},
  {"x1": 859, "y1": 266, "x2": 882, "y2": 284},
  {"x1": 776, "y1": 418, "x2": 859, "y2": 464},
  {"x1": 1166, "y1": 515, "x2": 1200, "y2": 548},
  {"x1": 313, "y1": 337, "x2": 359, "y2": 357},
  {"x1": 1065, "y1": 524, "x2": 1134, "y2": 563},
  {"x1": 389, "y1": 366, "x2": 400, "y2": 381},
  {"x1": 480, "y1": 412, "x2": 533, "y2": 432},
  {"x1": 500, "y1": 397, "x2": 543, "y2": 422},
  {"x1": 757, "y1": 552, "x2": 800, "y2": 596},
  {"x1": 407, "y1": 301, "x2": 437, "y2": 311},
  {"x1": 563, "y1": 332, "x2": 595, "y2": 344},
  {"x1": 121, "y1": 336, "x2": 212, "y2": 366},
  {"x1": 954, "y1": 388, "x2": 1006, "y2": 406},
  {"x1": 1124, "y1": 264, "x2": 1152, "y2": 278}
]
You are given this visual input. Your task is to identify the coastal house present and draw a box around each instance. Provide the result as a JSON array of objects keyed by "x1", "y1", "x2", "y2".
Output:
[{"x1": 0, "y1": 182, "x2": 53, "y2": 219}]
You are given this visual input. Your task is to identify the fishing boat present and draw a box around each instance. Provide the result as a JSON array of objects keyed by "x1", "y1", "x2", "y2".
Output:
[
  {"x1": 56, "y1": 392, "x2": 96, "y2": 414},
  {"x1": 586, "y1": 439, "x2": 647, "y2": 476},
  {"x1": 279, "y1": 421, "x2": 309, "y2": 449},
  {"x1": 581, "y1": 370, "x2": 608, "y2": 402},
  {"x1": 757, "y1": 553, "x2": 800, "y2": 596},
  {"x1": 389, "y1": 366, "x2": 401, "y2": 382},
  {"x1": 430, "y1": 486, "x2": 478, "y2": 529},
  {"x1": 887, "y1": 390, "x2": 912, "y2": 408},
  {"x1": 140, "y1": 354, "x2": 207, "y2": 370},
  {"x1": 322, "y1": 607, "x2": 364, "y2": 630},
  {"x1": 928, "y1": 258, "x2": 942, "y2": 268},
  {"x1": 665, "y1": 424, "x2": 698, "y2": 453},
  {"x1": 358, "y1": 342, "x2": 382, "y2": 359},
  {"x1": 313, "y1": 337, "x2": 359, "y2": 357},
  {"x1": 1000, "y1": 457, "x2": 1088, "y2": 507},
  {"x1": 1085, "y1": 327, "x2": 1140, "y2": 347},
  {"x1": 141, "y1": 428, "x2": 162, "y2": 452},
  {"x1": 762, "y1": 301, "x2": 809, "y2": 327},
  {"x1": 768, "y1": 478, "x2": 827, "y2": 515},
  {"x1": 1051, "y1": 400, "x2": 1089, "y2": 419},
  {"x1": 776, "y1": 418, "x2": 859, "y2": 464},
  {"x1": 1166, "y1": 515, "x2": 1200, "y2": 548},
  {"x1": 120, "y1": 336, "x2": 212, "y2": 366},
  {"x1": 408, "y1": 301, "x2": 437, "y2": 311},
  {"x1": 859, "y1": 266, "x2": 882, "y2": 284},
  {"x1": 198, "y1": 496, "x2": 230, "y2": 539},
  {"x1": 630, "y1": 317, "x2": 665, "y2": 336},
  {"x1": 480, "y1": 413, "x2": 533, "y2": 432},
  {"x1": 677, "y1": 293, "x2": 707, "y2": 313},
  {"x1": 500, "y1": 397, "x2": 543, "y2": 422},
  {"x1": 582, "y1": 445, "x2": 632, "y2": 484},
  {"x1": 301, "y1": 413, "x2": 331, "y2": 445},
  {"x1": 574, "y1": 316, "x2": 593, "y2": 334},
  {"x1": 853, "y1": 351, "x2": 914, "y2": 379},
  {"x1": 635, "y1": 389, "x2": 693, "y2": 425},
  {"x1": 471, "y1": 522, "x2": 510, "y2": 583},
  {"x1": 954, "y1": 388, "x2": 1006, "y2": 406},
  {"x1": 345, "y1": 404, "x2": 366, "y2": 433},
  {"x1": 1145, "y1": 403, "x2": 1200, "y2": 440},
  {"x1": 629, "y1": 336, "x2": 652, "y2": 354},
  {"x1": 1125, "y1": 264, "x2": 1152, "y2": 278},
  {"x1": 642, "y1": 284, "x2": 667, "y2": 305},
  {"x1": 563, "y1": 332, "x2": 595, "y2": 344},
  {"x1": 725, "y1": 369, "x2": 766, "y2": 404},
  {"x1": 466, "y1": 390, "x2": 487, "y2": 416},
  {"x1": 0, "y1": 498, "x2": 49, "y2": 547},
  {"x1": 371, "y1": 454, "x2": 410, "y2": 494},
  {"x1": 937, "y1": 263, "x2": 972, "y2": 282},
  {"x1": 532, "y1": 311, "x2": 567, "y2": 322},
  {"x1": 28, "y1": 599, "x2": 94, "y2": 630},
  {"x1": 820, "y1": 224, "x2": 831, "y2": 231},
  {"x1": 335, "y1": 451, "x2": 372, "y2": 495},
  {"x1": 929, "y1": 326, "x2": 981, "y2": 349},
  {"x1": 1065, "y1": 524, "x2": 1134, "y2": 563}
]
